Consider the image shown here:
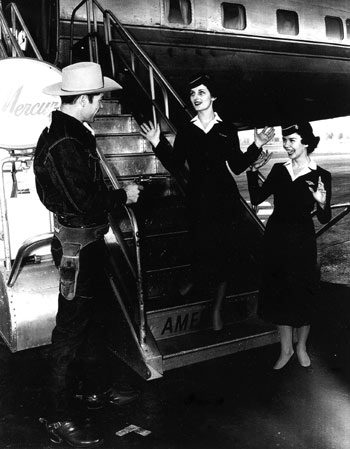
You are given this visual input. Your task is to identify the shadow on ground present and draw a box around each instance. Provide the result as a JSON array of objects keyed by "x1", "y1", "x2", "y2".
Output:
[{"x1": 0, "y1": 281, "x2": 350, "y2": 449}]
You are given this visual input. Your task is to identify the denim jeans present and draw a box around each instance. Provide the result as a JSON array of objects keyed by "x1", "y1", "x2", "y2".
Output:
[{"x1": 49, "y1": 236, "x2": 114, "y2": 421}]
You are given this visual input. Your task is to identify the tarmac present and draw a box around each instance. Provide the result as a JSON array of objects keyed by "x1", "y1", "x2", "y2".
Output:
[{"x1": 1, "y1": 281, "x2": 350, "y2": 449}]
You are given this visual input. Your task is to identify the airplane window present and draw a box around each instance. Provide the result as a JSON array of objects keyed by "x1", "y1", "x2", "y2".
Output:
[
  {"x1": 222, "y1": 3, "x2": 246, "y2": 30},
  {"x1": 346, "y1": 19, "x2": 350, "y2": 39},
  {"x1": 276, "y1": 10, "x2": 299, "y2": 36},
  {"x1": 325, "y1": 16, "x2": 344, "y2": 40},
  {"x1": 166, "y1": 0, "x2": 192, "y2": 25}
]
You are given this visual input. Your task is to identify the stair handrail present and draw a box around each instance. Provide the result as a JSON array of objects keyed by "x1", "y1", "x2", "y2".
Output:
[
  {"x1": 95, "y1": 144, "x2": 147, "y2": 346},
  {"x1": 7, "y1": 233, "x2": 54, "y2": 288},
  {"x1": 68, "y1": 0, "x2": 269, "y2": 343},
  {"x1": 1, "y1": 2, "x2": 42, "y2": 60},
  {"x1": 0, "y1": 153, "x2": 34, "y2": 270},
  {"x1": 0, "y1": 4, "x2": 23, "y2": 57},
  {"x1": 103, "y1": 9, "x2": 193, "y2": 123},
  {"x1": 67, "y1": 0, "x2": 190, "y2": 349},
  {"x1": 69, "y1": 0, "x2": 193, "y2": 132},
  {"x1": 69, "y1": 0, "x2": 265, "y2": 216},
  {"x1": 314, "y1": 202, "x2": 350, "y2": 238},
  {"x1": 0, "y1": 38, "x2": 7, "y2": 57},
  {"x1": 69, "y1": 0, "x2": 100, "y2": 63},
  {"x1": 100, "y1": 10, "x2": 267, "y2": 236}
]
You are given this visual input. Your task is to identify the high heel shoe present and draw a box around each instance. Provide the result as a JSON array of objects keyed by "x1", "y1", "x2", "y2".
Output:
[
  {"x1": 296, "y1": 348, "x2": 311, "y2": 367},
  {"x1": 273, "y1": 351, "x2": 294, "y2": 370}
]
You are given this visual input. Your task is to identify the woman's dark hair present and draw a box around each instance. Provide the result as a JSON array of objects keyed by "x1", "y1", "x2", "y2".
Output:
[
  {"x1": 188, "y1": 73, "x2": 218, "y2": 97},
  {"x1": 281, "y1": 122, "x2": 320, "y2": 153}
]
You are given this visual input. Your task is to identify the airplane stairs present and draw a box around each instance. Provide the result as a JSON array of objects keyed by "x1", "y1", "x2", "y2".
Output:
[
  {"x1": 94, "y1": 97, "x2": 280, "y2": 380},
  {"x1": 0, "y1": 0, "x2": 279, "y2": 379}
]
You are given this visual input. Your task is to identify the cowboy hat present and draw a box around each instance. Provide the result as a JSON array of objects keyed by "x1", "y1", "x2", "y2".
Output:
[{"x1": 43, "y1": 62, "x2": 122, "y2": 96}]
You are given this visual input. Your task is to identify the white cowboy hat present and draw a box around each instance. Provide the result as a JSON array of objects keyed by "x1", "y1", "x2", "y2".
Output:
[{"x1": 43, "y1": 61, "x2": 122, "y2": 96}]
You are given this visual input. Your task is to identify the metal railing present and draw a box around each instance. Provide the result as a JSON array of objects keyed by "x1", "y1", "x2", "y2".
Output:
[
  {"x1": 67, "y1": 0, "x2": 277, "y2": 344},
  {"x1": 96, "y1": 145, "x2": 147, "y2": 347},
  {"x1": 0, "y1": 2, "x2": 42, "y2": 60},
  {"x1": 0, "y1": 152, "x2": 35, "y2": 270},
  {"x1": 68, "y1": 0, "x2": 192, "y2": 349},
  {"x1": 7, "y1": 233, "x2": 53, "y2": 287},
  {"x1": 69, "y1": 0, "x2": 192, "y2": 133},
  {"x1": 314, "y1": 203, "x2": 350, "y2": 238},
  {"x1": 103, "y1": 8, "x2": 193, "y2": 128}
]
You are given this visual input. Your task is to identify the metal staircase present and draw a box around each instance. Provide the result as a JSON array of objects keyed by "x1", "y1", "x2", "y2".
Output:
[
  {"x1": 1, "y1": 0, "x2": 350, "y2": 381},
  {"x1": 64, "y1": 0, "x2": 281, "y2": 380},
  {"x1": 63, "y1": 0, "x2": 350, "y2": 381},
  {"x1": 92, "y1": 92, "x2": 279, "y2": 379},
  {"x1": 0, "y1": 0, "x2": 280, "y2": 379}
]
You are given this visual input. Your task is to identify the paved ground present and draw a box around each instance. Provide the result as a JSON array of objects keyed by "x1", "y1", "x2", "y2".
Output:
[
  {"x1": 1, "y1": 281, "x2": 350, "y2": 449},
  {"x1": 0, "y1": 146, "x2": 349, "y2": 449}
]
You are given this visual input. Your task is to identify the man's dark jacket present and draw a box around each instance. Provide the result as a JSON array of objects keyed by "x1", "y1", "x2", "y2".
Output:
[{"x1": 34, "y1": 110, "x2": 126, "y2": 228}]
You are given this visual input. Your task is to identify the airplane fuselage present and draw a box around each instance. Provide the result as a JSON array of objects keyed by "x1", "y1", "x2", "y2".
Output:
[{"x1": 54, "y1": 0, "x2": 350, "y2": 125}]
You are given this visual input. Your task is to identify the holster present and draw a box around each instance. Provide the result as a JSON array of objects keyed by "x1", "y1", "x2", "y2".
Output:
[{"x1": 53, "y1": 216, "x2": 109, "y2": 300}]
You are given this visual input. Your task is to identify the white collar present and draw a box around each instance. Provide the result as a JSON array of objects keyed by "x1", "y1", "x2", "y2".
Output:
[
  {"x1": 284, "y1": 158, "x2": 317, "y2": 181},
  {"x1": 83, "y1": 121, "x2": 95, "y2": 136},
  {"x1": 191, "y1": 112, "x2": 222, "y2": 134}
]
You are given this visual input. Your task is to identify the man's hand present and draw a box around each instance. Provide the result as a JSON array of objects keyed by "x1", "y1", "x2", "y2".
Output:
[{"x1": 125, "y1": 183, "x2": 143, "y2": 204}]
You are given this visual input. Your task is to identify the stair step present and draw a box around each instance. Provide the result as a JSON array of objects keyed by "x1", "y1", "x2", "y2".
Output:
[
  {"x1": 134, "y1": 194, "x2": 188, "y2": 232},
  {"x1": 157, "y1": 318, "x2": 279, "y2": 371},
  {"x1": 94, "y1": 115, "x2": 139, "y2": 134},
  {"x1": 97, "y1": 135, "x2": 156, "y2": 156},
  {"x1": 97, "y1": 133, "x2": 175, "y2": 154},
  {"x1": 99, "y1": 99, "x2": 122, "y2": 115},
  {"x1": 142, "y1": 231, "x2": 190, "y2": 269},
  {"x1": 103, "y1": 153, "x2": 167, "y2": 177},
  {"x1": 145, "y1": 267, "x2": 259, "y2": 302},
  {"x1": 97, "y1": 133, "x2": 149, "y2": 153},
  {"x1": 147, "y1": 292, "x2": 258, "y2": 340},
  {"x1": 108, "y1": 193, "x2": 187, "y2": 242},
  {"x1": 144, "y1": 264, "x2": 191, "y2": 299}
]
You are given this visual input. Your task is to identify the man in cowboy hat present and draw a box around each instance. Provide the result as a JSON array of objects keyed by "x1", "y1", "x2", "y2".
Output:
[{"x1": 34, "y1": 62, "x2": 142, "y2": 447}]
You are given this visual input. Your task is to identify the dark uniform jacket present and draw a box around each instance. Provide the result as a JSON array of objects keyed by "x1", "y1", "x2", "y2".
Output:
[
  {"x1": 154, "y1": 120, "x2": 262, "y2": 213},
  {"x1": 246, "y1": 162, "x2": 332, "y2": 326},
  {"x1": 34, "y1": 110, "x2": 126, "y2": 228},
  {"x1": 152, "y1": 119, "x2": 262, "y2": 280}
]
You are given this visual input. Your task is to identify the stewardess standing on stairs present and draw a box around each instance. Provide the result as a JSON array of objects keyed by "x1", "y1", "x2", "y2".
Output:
[
  {"x1": 247, "y1": 122, "x2": 332, "y2": 370},
  {"x1": 140, "y1": 73, "x2": 274, "y2": 331}
]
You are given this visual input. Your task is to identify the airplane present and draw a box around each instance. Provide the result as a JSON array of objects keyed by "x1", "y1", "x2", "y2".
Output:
[
  {"x1": 0, "y1": 0, "x2": 349, "y2": 380},
  {"x1": 2, "y1": 0, "x2": 350, "y2": 127}
]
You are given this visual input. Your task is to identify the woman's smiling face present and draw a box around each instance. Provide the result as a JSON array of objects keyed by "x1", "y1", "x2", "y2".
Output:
[
  {"x1": 283, "y1": 132, "x2": 308, "y2": 160},
  {"x1": 190, "y1": 84, "x2": 215, "y2": 112}
]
